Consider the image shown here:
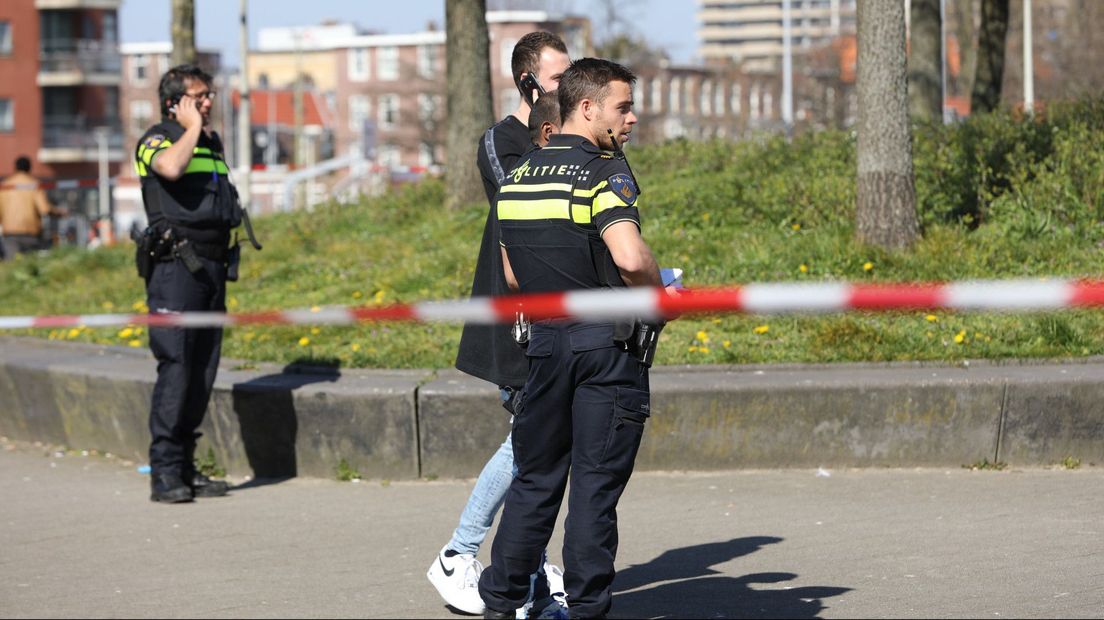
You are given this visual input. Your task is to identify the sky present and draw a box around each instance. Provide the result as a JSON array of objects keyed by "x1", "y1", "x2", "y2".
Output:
[{"x1": 117, "y1": 0, "x2": 701, "y2": 68}]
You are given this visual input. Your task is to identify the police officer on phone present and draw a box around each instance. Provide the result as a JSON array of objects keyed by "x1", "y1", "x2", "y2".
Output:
[{"x1": 134, "y1": 64, "x2": 259, "y2": 503}]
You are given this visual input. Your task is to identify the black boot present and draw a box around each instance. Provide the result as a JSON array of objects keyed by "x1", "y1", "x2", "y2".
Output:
[
  {"x1": 186, "y1": 471, "x2": 230, "y2": 498},
  {"x1": 150, "y1": 472, "x2": 194, "y2": 503},
  {"x1": 483, "y1": 609, "x2": 515, "y2": 620}
]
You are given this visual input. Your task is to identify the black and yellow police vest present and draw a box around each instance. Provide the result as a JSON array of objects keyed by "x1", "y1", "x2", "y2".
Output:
[
  {"x1": 135, "y1": 119, "x2": 240, "y2": 232},
  {"x1": 496, "y1": 133, "x2": 641, "y2": 295}
]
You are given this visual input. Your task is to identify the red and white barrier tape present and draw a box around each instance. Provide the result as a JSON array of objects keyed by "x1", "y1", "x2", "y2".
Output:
[{"x1": 3, "y1": 278, "x2": 1104, "y2": 331}]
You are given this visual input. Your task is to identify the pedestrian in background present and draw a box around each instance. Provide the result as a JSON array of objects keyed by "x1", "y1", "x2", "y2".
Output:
[{"x1": 0, "y1": 156, "x2": 67, "y2": 259}]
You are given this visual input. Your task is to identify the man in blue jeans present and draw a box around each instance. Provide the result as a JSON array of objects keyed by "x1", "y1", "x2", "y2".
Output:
[{"x1": 426, "y1": 33, "x2": 569, "y2": 618}]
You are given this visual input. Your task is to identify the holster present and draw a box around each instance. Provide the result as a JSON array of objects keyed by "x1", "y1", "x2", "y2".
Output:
[
  {"x1": 173, "y1": 239, "x2": 204, "y2": 274},
  {"x1": 133, "y1": 225, "x2": 171, "y2": 281},
  {"x1": 226, "y1": 242, "x2": 241, "y2": 282},
  {"x1": 617, "y1": 320, "x2": 665, "y2": 368}
]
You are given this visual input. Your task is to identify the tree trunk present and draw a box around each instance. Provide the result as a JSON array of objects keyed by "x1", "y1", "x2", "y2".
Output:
[
  {"x1": 908, "y1": 0, "x2": 943, "y2": 122},
  {"x1": 971, "y1": 0, "x2": 1009, "y2": 114},
  {"x1": 170, "y1": 0, "x2": 196, "y2": 67},
  {"x1": 856, "y1": 0, "x2": 919, "y2": 251},
  {"x1": 445, "y1": 0, "x2": 494, "y2": 210}
]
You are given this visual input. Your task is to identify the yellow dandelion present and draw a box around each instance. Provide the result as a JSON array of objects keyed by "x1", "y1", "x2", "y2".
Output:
[
  {"x1": 374, "y1": 290, "x2": 387, "y2": 304},
  {"x1": 132, "y1": 300, "x2": 146, "y2": 311},
  {"x1": 128, "y1": 339, "x2": 142, "y2": 348},
  {"x1": 298, "y1": 336, "x2": 311, "y2": 347},
  {"x1": 688, "y1": 345, "x2": 699, "y2": 353},
  {"x1": 723, "y1": 340, "x2": 731, "y2": 348},
  {"x1": 243, "y1": 331, "x2": 256, "y2": 341},
  {"x1": 799, "y1": 264, "x2": 808, "y2": 274},
  {"x1": 791, "y1": 223, "x2": 801, "y2": 231},
  {"x1": 699, "y1": 346, "x2": 710, "y2": 354},
  {"x1": 352, "y1": 291, "x2": 363, "y2": 299},
  {"x1": 954, "y1": 330, "x2": 966, "y2": 344},
  {"x1": 101, "y1": 301, "x2": 115, "y2": 310},
  {"x1": 712, "y1": 318, "x2": 722, "y2": 324},
  {"x1": 925, "y1": 314, "x2": 938, "y2": 322},
  {"x1": 67, "y1": 328, "x2": 81, "y2": 339},
  {"x1": 134, "y1": 327, "x2": 143, "y2": 336},
  {"x1": 753, "y1": 325, "x2": 770, "y2": 335},
  {"x1": 118, "y1": 327, "x2": 134, "y2": 339},
  {"x1": 227, "y1": 297, "x2": 239, "y2": 310},
  {"x1": 310, "y1": 327, "x2": 321, "y2": 335},
  {"x1": 310, "y1": 305, "x2": 321, "y2": 313},
  {"x1": 702, "y1": 212, "x2": 711, "y2": 221},
  {"x1": 696, "y1": 330, "x2": 709, "y2": 343},
  {"x1": 351, "y1": 343, "x2": 361, "y2": 352},
  {"x1": 863, "y1": 261, "x2": 874, "y2": 271}
]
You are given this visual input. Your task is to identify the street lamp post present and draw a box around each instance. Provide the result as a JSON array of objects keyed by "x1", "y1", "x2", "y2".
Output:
[{"x1": 1023, "y1": 0, "x2": 1034, "y2": 114}]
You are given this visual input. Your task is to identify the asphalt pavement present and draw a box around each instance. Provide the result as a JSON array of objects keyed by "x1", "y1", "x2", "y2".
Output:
[{"x1": 1, "y1": 438, "x2": 1102, "y2": 619}]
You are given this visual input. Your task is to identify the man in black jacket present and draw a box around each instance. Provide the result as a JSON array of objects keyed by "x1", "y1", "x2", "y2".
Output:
[
  {"x1": 426, "y1": 32, "x2": 570, "y2": 618},
  {"x1": 135, "y1": 64, "x2": 246, "y2": 504}
]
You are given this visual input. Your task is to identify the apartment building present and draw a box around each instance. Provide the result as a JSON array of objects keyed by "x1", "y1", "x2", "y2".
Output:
[
  {"x1": 698, "y1": 0, "x2": 856, "y2": 70},
  {"x1": 0, "y1": 0, "x2": 124, "y2": 233},
  {"x1": 246, "y1": 11, "x2": 592, "y2": 169}
]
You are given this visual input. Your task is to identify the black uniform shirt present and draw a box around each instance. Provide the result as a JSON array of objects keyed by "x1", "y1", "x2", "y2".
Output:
[
  {"x1": 455, "y1": 116, "x2": 535, "y2": 388},
  {"x1": 497, "y1": 133, "x2": 641, "y2": 295}
]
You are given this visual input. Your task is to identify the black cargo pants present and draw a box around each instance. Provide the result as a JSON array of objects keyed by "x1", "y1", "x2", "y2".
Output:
[
  {"x1": 146, "y1": 255, "x2": 226, "y2": 478},
  {"x1": 480, "y1": 322, "x2": 651, "y2": 619}
]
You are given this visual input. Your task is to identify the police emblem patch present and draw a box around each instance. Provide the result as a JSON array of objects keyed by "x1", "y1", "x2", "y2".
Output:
[
  {"x1": 144, "y1": 134, "x2": 166, "y2": 149},
  {"x1": 608, "y1": 173, "x2": 637, "y2": 205}
]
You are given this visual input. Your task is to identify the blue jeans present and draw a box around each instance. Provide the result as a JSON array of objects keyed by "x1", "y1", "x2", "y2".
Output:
[{"x1": 447, "y1": 428, "x2": 517, "y2": 555}]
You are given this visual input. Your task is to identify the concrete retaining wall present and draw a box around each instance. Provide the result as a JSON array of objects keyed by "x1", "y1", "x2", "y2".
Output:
[{"x1": 2, "y1": 336, "x2": 1103, "y2": 480}]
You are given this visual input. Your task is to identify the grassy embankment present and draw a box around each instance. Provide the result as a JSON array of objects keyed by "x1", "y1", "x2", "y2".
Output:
[{"x1": 3, "y1": 98, "x2": 1104, "y2": 369}]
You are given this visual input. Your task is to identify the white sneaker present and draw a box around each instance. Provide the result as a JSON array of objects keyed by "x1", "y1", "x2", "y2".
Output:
[
  {"x1": 543, "y1": 560, "x2": 568, "y2": 607},
  {"x1": 427, "y1": 546, "x2": 485, "y2": 615}
]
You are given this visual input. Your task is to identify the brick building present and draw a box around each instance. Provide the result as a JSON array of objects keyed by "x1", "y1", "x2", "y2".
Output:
[{"x1": 0, "y1": 0, "x2": 124, "y2": 238}]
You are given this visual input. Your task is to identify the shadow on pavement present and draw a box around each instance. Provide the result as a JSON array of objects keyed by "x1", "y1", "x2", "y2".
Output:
[
  {"x1": 611, "y1": 537, "x2": 851, "y2": 618},
  {"x1": 229, "y1": 359, "x2": 340, "y2": 488}
]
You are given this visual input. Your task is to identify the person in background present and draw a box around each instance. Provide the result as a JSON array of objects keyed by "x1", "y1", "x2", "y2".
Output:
[{"x1": 0, "y1": 156, "x2": 66, "y2": 259}]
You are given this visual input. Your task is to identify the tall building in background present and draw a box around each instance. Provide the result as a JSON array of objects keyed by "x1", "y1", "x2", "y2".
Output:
[
  {"x1": 0, "y1": 0, "x2": 124, "y2": 235},
  {"x1": 698, "y1": 0, "x2": 856, "y2": 70}
]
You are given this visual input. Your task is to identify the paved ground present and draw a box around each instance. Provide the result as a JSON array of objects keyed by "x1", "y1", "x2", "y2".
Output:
[{"x1": 2, "y1": 439, "x2": 1102, "y2": 619}]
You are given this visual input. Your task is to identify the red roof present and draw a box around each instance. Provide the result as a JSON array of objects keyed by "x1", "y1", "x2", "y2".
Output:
[{"x1": 231, "y1": 90, "x2": 328, "y2": 127}]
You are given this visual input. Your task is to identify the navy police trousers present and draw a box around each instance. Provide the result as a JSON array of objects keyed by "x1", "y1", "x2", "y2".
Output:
[
  {"x1": 146, "y1": 256, "x2": 226, "y2": 477},
  {"x1": 479, "y1": 322, "x2": 651, "y2": 618}
]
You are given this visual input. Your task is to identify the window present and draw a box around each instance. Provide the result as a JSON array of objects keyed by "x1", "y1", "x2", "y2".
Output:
[
  {"x1": 378, "y1": 94, "x2": 399, "y2": 129},
  {"x1": 377, "y1": 46, "x2": 398, "y2": 81},
  {"x1": 500, "y1": 39, "x2": 517, "y2": 78},
  {"x1": 348, "y1": 48, "x2": 370, "y2": 81},
  {"x1": 750, "y1": 84, "x2": 761, "y2": 120},
  {"x1": 417, "y1": 94, "x2": 441, "y2": 124},
  {"x1": 417, "y1": 45, "x2": 436, "y2": 79},
  {"x1": 349, "y1": 94, "x2": 371, "y2": 131},
  {"x1": 130, "y1": 99, "x2": 152, "y2": 133},
  {"x1": 0, "y1": 22, "x2": 11, "y2": 56},
  {"x1": 763, "y1": 92, "x2": 773, "y2": 119},
  {"x1": 714, "y1": 82, "x2": 725, "y2": 116},
  {"x1": 418, "y1": 142, "x2": 434, "y2": 167},
  {"x1": 651, "y1": 79, "x2": 662, "y2": 113},
  {"x1": 701, "y1": 81, "x2": 712, "y2": 117},
  {"x1": 132, "y1": 54, "x2": 150, "y2": 83},
  {"x1": 731, "y1": 83, "x2": 742, "y2": 116},
  {"x1": 0, "y1": 99, "x2": 12, "y2": 132},
  {"x1": 102, "y1": 13, "x2": 117, "y2": 43},
  {"x1": 378, "y1": 144, "x2": 401, "y2": 168},
  {"x1": 669, "y1": 77, "x2": 681, "y2": 114},
  {"x1": 633, "y1": 80, "x2": 644, "y2": 114}
]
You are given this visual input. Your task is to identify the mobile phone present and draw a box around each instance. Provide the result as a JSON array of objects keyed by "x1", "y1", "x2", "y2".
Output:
[{"x1": 517, "y1": 73, "x2": 545, "y2": 107}]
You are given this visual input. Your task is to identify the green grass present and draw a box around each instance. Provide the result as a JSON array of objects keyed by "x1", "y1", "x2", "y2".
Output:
[{"x1": 4, "y1": 98, "x2": 1104, "y2": 369}]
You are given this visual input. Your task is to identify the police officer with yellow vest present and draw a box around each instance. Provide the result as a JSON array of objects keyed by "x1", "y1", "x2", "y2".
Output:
[
  {"x1": 134, "y1": 64, "x2": 258, "y2": 504},
  {"x1": 479, "y1": 58, "x2": 664, "y2": 619}
]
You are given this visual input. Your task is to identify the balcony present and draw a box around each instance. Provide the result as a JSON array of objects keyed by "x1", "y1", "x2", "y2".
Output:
[
  {"x1": 39, "y1": 117, "x2": 125, "y2": 163},
  {"x1": 38, "y1": 39, "x2": 122, "y2": 86}
]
